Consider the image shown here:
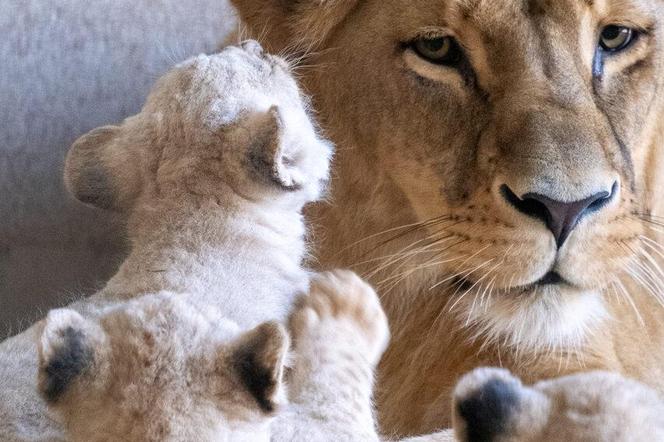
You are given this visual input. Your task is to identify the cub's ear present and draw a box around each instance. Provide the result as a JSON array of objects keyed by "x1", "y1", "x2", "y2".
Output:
[
  {"x1": 230, "y1": 321, "x2": 290, "y2": 413},
  {"x1": 64, "y1": 125, "x2": 141, "y2": 211},
  {"x1": 248, "y1": 106, "x2": 307, "y2": 191},
  {"x1": 453, "y1": 368, "x2": 526, "y2": 442},
  {"x1": 37, "y1": 309, "x2": 106, "y2": 403},
  {"x1": 230, "y1": 0, "x2": 359, "y2": 52}
]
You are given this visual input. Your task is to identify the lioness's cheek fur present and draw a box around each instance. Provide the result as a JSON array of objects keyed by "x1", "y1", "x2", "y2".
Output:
[{"x1": 232, "y1": 0, "x2": 664, "y2": 436}]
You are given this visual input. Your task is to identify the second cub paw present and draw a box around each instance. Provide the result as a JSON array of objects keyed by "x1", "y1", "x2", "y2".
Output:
[{"x1": 290, "y1": 270, "x2": 390, "y2": 366}]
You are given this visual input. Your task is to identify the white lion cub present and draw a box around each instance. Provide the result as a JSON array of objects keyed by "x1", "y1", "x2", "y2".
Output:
[
  {"x1": 38, "y1": 294, "x2": 289, "y2": 442},
  {"x1": 38, "y1": 272, "x2": 390, "y2": 442},
  {"x1": 34, "y1": 41, "x2": 390, "y2": 442}
]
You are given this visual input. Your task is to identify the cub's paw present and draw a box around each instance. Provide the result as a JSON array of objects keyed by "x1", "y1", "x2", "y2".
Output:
[{"x1": 290, "y1": 270, "x2": 389, "y2": 366}]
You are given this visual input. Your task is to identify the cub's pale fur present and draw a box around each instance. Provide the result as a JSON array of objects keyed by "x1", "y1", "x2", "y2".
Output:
[
  {"x1": 231, "y1": 0, "x2": 664, "y2": 435},
  {"x1": 38, "y1": 271, "x2": 392, "y2": 442},
  {"x1": 277, "y1": 270, "x2": 391, "y2": 442},
  {"x1": 38, "y1": 295, "x2": 289, "y2": 442},
  {"x1": 0, "y1": 41, "x2": 338, "y2": 441},
  {"x1": 30, "y1": 41, "x2": 443, "y2": 442},
  {"x1": 453, "y1": 368, "x2": 664, "y2": 442}
]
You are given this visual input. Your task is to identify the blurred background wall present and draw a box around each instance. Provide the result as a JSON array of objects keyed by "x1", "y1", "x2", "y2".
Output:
[{"x1": 0, "y1": 0, "x2": 236, "y2": 336}]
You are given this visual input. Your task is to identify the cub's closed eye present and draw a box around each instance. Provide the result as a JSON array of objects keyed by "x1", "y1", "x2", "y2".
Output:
[
  {"x1": 411, "y1": 36, "x2": 463, "y2": 66},
  {"x1": 599, "y1": 25, "x2": 638, "y2": 52}
]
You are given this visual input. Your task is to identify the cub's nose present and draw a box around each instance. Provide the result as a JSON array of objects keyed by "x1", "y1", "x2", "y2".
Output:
[
  {"x1": 500, "y1": 182, "x2": 617, "y2": 247},
  {"x1": 240, "y1": 40, "x2": 264, "y2": 56}
]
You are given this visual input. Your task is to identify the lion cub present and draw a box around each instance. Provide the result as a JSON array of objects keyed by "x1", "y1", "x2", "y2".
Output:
[
  {"x1": 38, "y1": 271, "x2": 390, "y2": 442},
  {"x1": 36, "y1": 42, "x2": 390, "y2": 442},
  {"x1": 453, "y1": 368, "x2": 664, "y2": 442},
  {"x1": 38, "y1": 294, "x2": 288, "y2": 442}
]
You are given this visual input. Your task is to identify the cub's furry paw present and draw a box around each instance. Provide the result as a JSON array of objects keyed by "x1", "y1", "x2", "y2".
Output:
[
  {"x1": 452, "y1": 368, "x2": 664, "y2": 442},
  {"x1": 290, "y1": 270, "x2": 390, "y2": 366}
]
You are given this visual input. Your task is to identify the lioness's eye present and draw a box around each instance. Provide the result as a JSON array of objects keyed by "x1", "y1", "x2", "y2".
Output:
[
  {"x1": 599, "y1": 25, "x2": 636, "y2": 52},
  {"x1": 412, "y1": 36, "x2": 462, "y2": 65}
]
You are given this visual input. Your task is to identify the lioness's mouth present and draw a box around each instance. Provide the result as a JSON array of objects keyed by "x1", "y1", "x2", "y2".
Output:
[
  {"x1": 536, "y1": 271, "x2": 565, "y2": 286},
  {"x1": 455, "y1": 271, "x2": 572, "y2": 297},
  {"x1": 509, "y1": 271, "x2": 572, "y2": 293}
]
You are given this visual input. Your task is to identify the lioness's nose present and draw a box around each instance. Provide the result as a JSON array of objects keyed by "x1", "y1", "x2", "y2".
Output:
[{"x1": 500, "y1": 183, "x2": 617, "y2": 247}]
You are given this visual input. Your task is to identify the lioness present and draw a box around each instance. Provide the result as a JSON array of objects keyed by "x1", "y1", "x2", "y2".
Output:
[{"x1": 231, "y1": 0, "x2": 664, "y2": 436}]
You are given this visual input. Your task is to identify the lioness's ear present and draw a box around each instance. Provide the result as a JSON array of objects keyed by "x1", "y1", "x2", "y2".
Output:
[
  {"x1": 230, "y1": 321, "x2": 289, "y2": 413},
  {"x1": 230, "y1": 0, "x2": 359, "y2": 52},
  {"x1": 64, "y1": 125, "x2": 141, "y2": 211},
  {"x1": 37, "y1": 309, "x2": 106, "y2": 403}
]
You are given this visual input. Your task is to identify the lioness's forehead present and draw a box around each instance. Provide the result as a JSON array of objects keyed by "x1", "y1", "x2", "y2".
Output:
[
  {"x1": 387, "y1": 0, "x2": 657, "y2": 31},
  {"x1": 377, "y1": 0, "x2": 659, "y2": 88}
]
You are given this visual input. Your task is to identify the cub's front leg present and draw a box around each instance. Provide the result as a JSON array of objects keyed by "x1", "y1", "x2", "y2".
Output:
[{"x1": 273, "y1": 270, "x2": 390, "y2": 442}]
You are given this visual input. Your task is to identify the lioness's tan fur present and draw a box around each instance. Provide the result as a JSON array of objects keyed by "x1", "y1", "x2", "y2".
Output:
[{"x1": 231, "y1": 0, "x2": 664, "y2": 436}]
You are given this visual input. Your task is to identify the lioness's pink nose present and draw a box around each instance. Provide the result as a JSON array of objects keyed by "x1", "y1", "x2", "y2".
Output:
[{"x1": 500, "y1": 182, "x2": 617, "y2": 248}]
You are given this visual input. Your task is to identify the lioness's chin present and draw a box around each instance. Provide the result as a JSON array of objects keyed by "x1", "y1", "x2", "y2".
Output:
[{"x1": 456, "y1": 284, "x2": 608, "y2": 352}]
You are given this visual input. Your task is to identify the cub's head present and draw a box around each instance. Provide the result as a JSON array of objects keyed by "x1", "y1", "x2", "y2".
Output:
[
  {"x1": 37, "y1": 295, "x2": 289, "y2": 442},
  {"x1": 232, "y1": 0, "x2": 664, "y2": 349},
  {"x1": 453, "y1": 368, "x2": 664, "y2": 442},
  {"x1": 64, "y1": 41, "x2": 333, "y2": 214}
]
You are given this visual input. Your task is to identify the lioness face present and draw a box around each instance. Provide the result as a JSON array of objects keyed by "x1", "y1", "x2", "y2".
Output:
[{"x1": 287, "y1": 0, "x2": 664, "y2": 347}]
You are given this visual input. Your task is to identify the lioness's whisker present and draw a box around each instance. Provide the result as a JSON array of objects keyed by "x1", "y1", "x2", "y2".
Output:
[
  {"x1": 351, "y1": 238, "x2": 457, "y2": 269},
  {"x1": 610, "y1": 276, "x2": 645, "y2": 326},
  {"x1": 637, "y1": 245, "x2": 664, "y2": 289},
  {"x1": 374, "y1": 235, "x2": 464, "y2": 279},
  {"x1": 466, "y1": 271, "x2": 500, "y2": 327},
  {"x1": 373, "y1": 237, "x2": 470, "y2": 296},
  {"x1": 361, "y1": 231, "x2": 459, "y2": 278},
  {"x1": 640, "y1": 235, "x2": 664, "y2": 260},
  {"x1": 373, "y1": 249, "x2": 466, "y2": 288},
  {"x1": 424, "y1": 261, "x2": 494, "y2": 343},
  {"x1": 635, "y1": 214, "x2": 664, "y2": 230},
  {"x1": 441, "y1": 257, "x2": 497, "y2": 314},
  {"x1": 337, "y1": 215, "x2": 455, "y2": 257},
  {"x1": 430, "y1": 244, "x2": 493, "y2": 291},
  {"x1": 363, "y1": 236, "x2": 447, "y2": 280},
  {"x1": 620, "y1": 239, "x2": 664, "y2": 307}
]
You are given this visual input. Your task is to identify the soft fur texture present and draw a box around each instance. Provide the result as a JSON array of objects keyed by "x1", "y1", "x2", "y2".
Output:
[
  {"x1": 26, "y1": 43, "x2": 441, "y2": 441},
  {"x1": 37, "y1": 295, "x2": 289, "y2": 442},
  {"x1": 0, "y1": 43, "x2": 336, "y2": 441},
  {"x1": 231, "y1": 0, "x2": 664, "y2": 436},
  {"x1": 3, "y1": 30, "x2": 658, "y2": 442},
  {"x1": 453, "y1": 368, "x2": 664, "y2": 442},
  {"x1": 277, "y1": 270, "x2": 391, "y2": 442}
]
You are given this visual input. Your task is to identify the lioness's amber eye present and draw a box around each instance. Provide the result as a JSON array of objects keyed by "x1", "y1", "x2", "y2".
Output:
[
  {"x1": 412, "y1": 36, "x2": 462, "y2": 65},
  {"x1": 600, "y1": 25, "x2": 636, "y2": 52}
]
